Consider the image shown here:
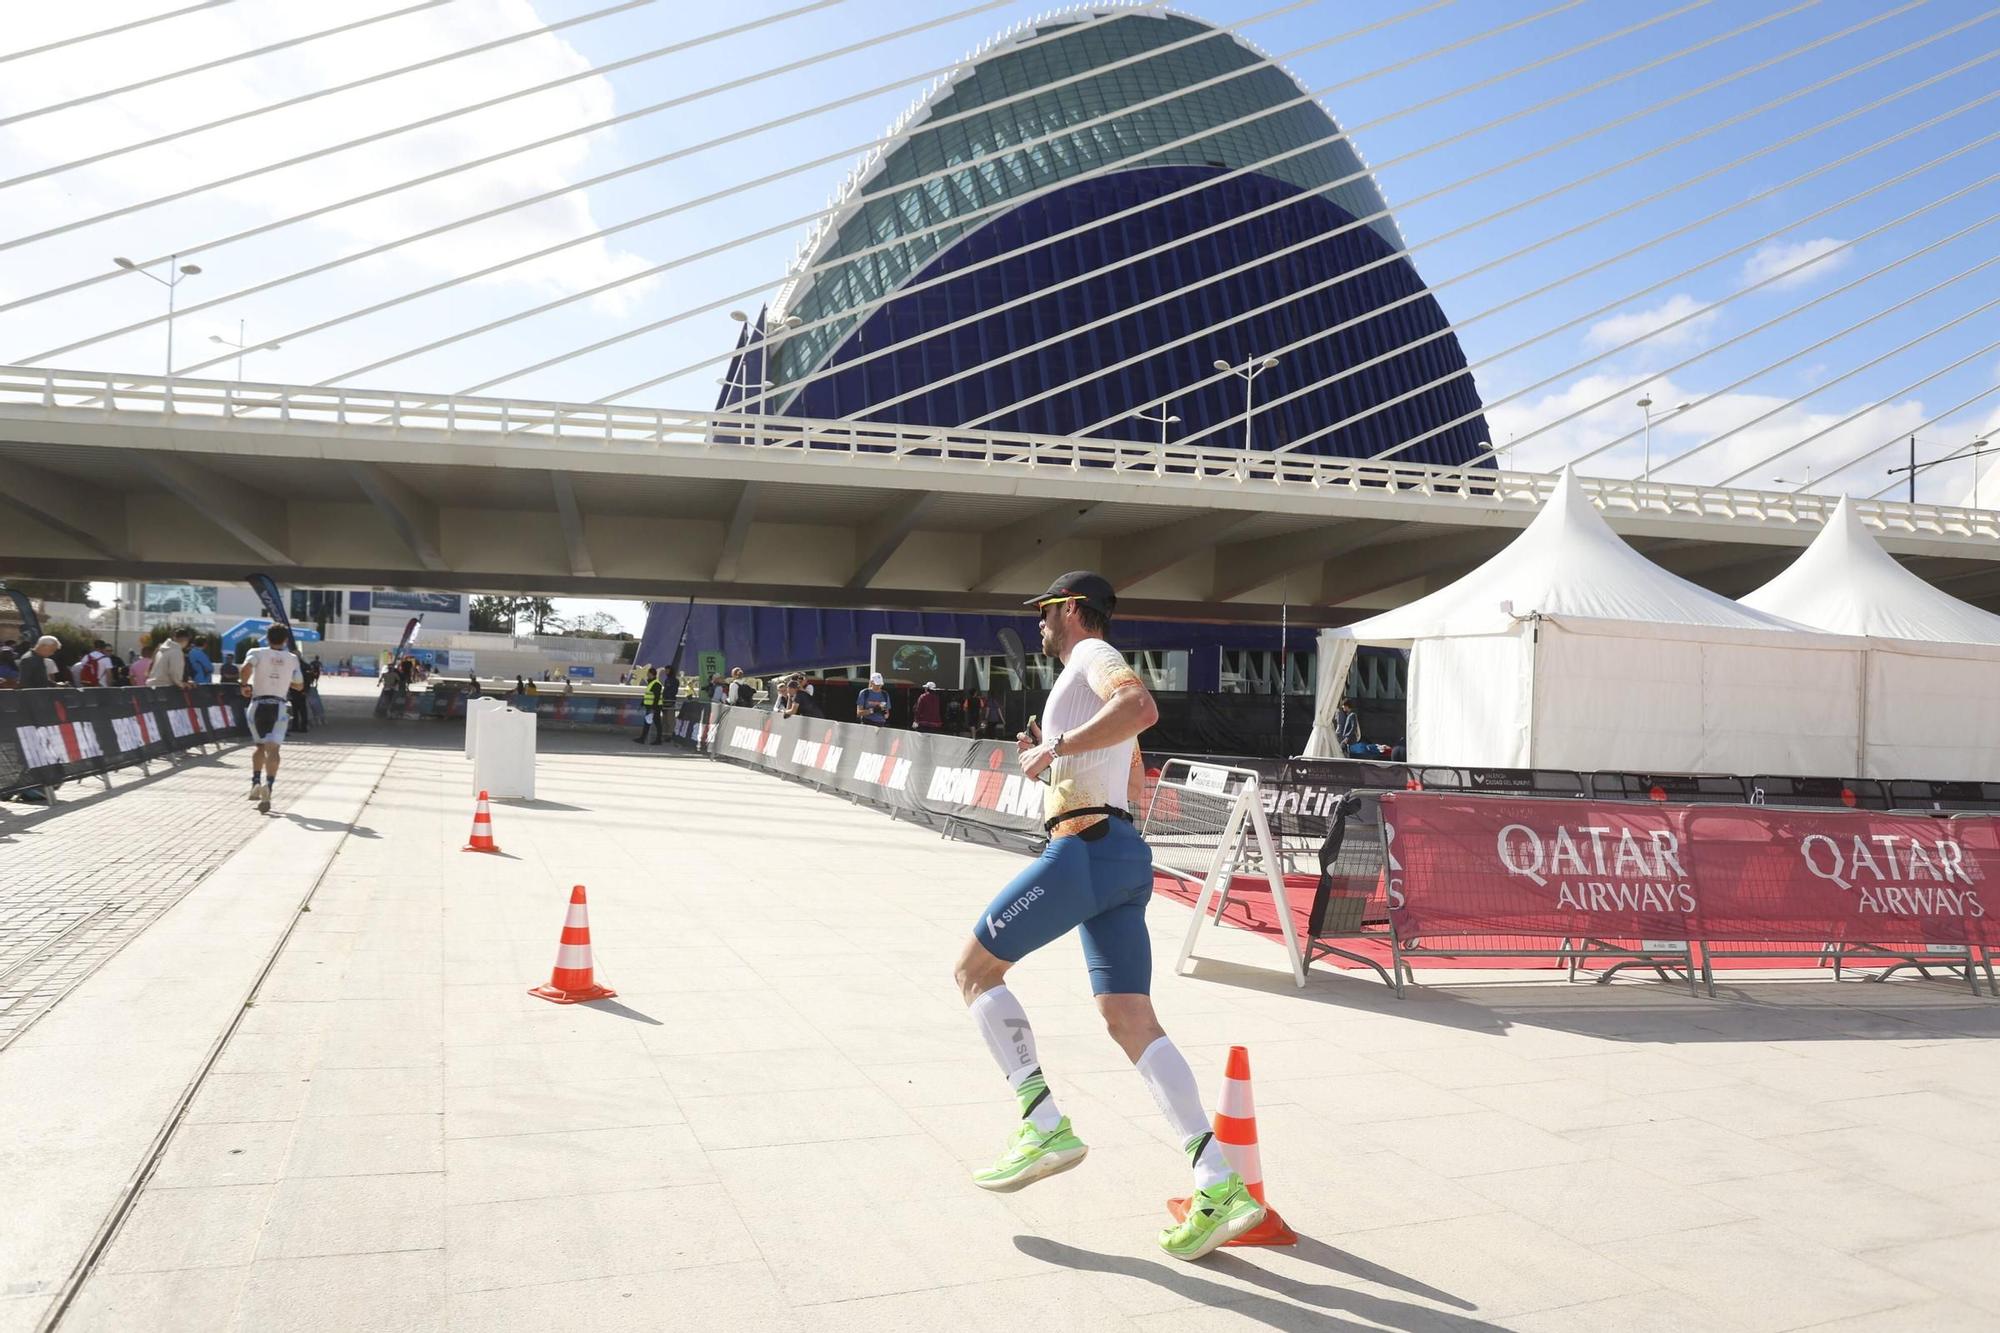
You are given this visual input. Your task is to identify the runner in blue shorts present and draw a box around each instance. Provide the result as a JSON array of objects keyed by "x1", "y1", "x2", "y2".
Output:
[{"x1": 953, "y1": 571, "x2": 1265, "y2": 1260}]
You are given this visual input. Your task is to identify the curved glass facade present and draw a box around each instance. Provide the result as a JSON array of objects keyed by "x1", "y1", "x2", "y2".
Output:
[{"x1": 721, "y1": 7, "x2": 1489, "y2": 464}]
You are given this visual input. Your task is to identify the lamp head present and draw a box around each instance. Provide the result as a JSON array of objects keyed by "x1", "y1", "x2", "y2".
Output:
[
  {"x1": 179, "y1": 264, "x2": 201, "y2": 276},
  {"x1": 1259, "y1": 356, "x2": 1280, "y2": 370},
  {"x1": 728, "y1": 309, "x2": 749, "y2": 323},
  {"x1": 1637, "y1": 395, "x2": 1654, "y2": 409},
  {"x1": 209, "y1": 334, "x2": 226, "y2": 344},
  {"x1": 1212, "y1": 359, "x2": 1231, "y2": 372},
  {"x1": 1166, "y1": 415, "x2": 1180, "y2": 424},
  {"x1": 113, "y1": 256, "x2": 136, "y2": 269}
]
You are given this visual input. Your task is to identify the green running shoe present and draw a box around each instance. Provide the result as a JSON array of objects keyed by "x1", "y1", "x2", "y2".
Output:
[
  {"x1": 1159, "y1": 1174, "x2": 1266, "y2": 1261},
  {"x1": 971, "y1": 1117, "x2": 1088, "y2": 1192}
]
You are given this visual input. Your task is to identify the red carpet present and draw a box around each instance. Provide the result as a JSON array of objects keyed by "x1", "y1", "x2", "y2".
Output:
[{"x1": 1151, "y1": 872, "x2": 1865, "y2": 973}]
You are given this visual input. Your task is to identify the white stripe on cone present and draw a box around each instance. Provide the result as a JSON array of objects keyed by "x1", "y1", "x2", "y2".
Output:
[
  {"x1": 1220, "y1": 1138, "x2": 1263, "y2": 1186},
  {"x1": 563, "y1": 904, "x2": 589, "y2": 928},
  {"x1": 554, "y1": 943, "x2": 595, "y2": 969},
  {"x1": 1217, "y1": 1077, "x2": 1255, "y2": 1118}
]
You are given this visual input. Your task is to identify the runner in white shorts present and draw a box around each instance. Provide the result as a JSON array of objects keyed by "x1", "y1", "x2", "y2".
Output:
[{"x1": 241, "y1": 624, "x2": 304, "y2": 814}]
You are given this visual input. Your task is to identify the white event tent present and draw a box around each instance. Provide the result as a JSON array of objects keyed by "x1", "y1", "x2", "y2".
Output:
[
  {"x1": 1740, "y1": 496, "x2": 2000, "y2": 780},
  {"x1": 1304, "y1": 471, "x2": 1866, "y2": 775}
]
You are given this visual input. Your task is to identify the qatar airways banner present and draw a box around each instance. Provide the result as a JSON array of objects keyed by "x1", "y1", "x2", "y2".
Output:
[
  {"x1": 706, "y1": 704, "x2": 1044, "y2": 844},
  {"x1": 1380, "y1": 793, "x2": 1997, "y2": 948}
]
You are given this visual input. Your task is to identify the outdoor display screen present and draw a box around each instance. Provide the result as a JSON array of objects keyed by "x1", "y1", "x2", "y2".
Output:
[{"x1": 870, "y1": 635, "x2": 964, "y2": 687}]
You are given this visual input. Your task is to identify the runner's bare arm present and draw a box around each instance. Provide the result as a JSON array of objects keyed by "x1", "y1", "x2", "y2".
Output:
[{"x1": 1019, "y1": 654, "x2": 1156, "y2": 780}]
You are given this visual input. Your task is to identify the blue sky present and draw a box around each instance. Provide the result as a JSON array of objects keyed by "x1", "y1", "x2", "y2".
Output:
[{"x1": 6, "y1": 0, "x2": 1999, "y2": 628}]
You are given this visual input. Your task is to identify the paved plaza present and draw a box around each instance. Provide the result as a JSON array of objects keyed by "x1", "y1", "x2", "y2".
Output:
[{"x1": 4, "y1": 712, "x2": 2000, "y2": 1331}]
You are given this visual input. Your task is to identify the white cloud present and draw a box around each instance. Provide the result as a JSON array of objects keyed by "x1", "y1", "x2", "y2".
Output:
[
  {"x1": 1487, "y1": 371, "x2": 1931, "y2": 493},
  {"x1": 0, "y1": 1, "x2": 657, "y2": 378},
  {"x1": 1583, "y1": 294, "x2": 1717, "y2": 354},
  {"x1": 1741, "y1": 237, "x2": 1851, "y2": 290}
]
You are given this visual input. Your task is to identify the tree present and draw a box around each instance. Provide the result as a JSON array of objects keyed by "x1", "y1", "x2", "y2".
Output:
[
  {"x1": 522, "y1": 597, "x2": 562, "y2": 634},
  {"x1": 469, "y1": 596, "x2": 516, "y2": 633},
  {"x1": 468, "y1": 596, "x2": 563, "y2": 635},
  {"x1": 564, "y1": 611, "x2": 627, "y2": 637}
]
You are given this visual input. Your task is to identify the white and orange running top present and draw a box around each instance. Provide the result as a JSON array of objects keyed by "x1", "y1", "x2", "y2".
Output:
[{"x1": 1041, "y1": 636, "x2": 1146, "y2": 838}]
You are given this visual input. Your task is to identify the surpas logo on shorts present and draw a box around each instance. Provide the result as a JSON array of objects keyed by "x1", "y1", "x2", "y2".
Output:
[{"x1": 985, "y1": 885, "x2": 1044, "y2": 934}]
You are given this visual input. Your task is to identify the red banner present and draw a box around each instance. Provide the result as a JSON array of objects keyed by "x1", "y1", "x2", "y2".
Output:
[{"x1": 1381, "y1": 793, "x2": 1999, "y2": 948}]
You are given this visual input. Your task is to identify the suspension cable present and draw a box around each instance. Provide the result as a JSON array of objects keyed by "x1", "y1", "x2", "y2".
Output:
[
  {"x1": 0, "y1": 0, "x2": 658, "y2": 188},
  {"x1": 578, "y1": 0, "x2": 1722, "y2": 408},
  {"x1": 946, "y1": 2, "x2": 1941, "y2": 433},
  {"x1": 6, "y1": 0, "x2": 1169, "y2": 332},
  {"x1": 1855, "y1": 384, "x2": 2000, "y2": 497},
  {"x1": 439, "y1": 0, "x2": 1689, "y2": 402},
  {"x1": 1430, "y1": 158, "x2": 2000, "y2": 481},
  {"x1": 127, "y1": 0, "x2": 1450, "y2": 381},
  {"x1": 1700, "y1": 283, "x2": 2000, "y2": 485},
  {"x1": 0, "y1": 2, "x2": 243, "y2": 67},
  {"x1": 0, "y1": 0, "x2": 456, "y2": 129},
  {"x1": 0, "y1": 0, "x2": 1004, "y2": 256},
  {"x1": 1083, "y1": 80, "x2": 1999, "y2": 452}
]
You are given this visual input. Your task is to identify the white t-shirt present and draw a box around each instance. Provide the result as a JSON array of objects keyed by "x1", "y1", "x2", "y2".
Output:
[
  {"x1": 1041, "y1": 636, "x2": 1144, "y2": 837},
  {"x1": 242, "y1": 646, "x2": 303, "y2": 699}
]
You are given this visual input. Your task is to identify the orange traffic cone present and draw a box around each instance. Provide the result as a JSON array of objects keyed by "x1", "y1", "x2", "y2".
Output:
[
  {"x1": 529, "y1": 885, "x2": 616, "y2": 1004},
  {"x1": 1167, "y1": 1046, "x2": 1297, "y2": 1246},
  {"x1": 464, "y1": 790, "x2": 502, "y2": 854}
]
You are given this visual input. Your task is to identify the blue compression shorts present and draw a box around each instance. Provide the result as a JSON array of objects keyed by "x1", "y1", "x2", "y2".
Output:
[{"x1": 972, "y1": 818, "x2": 1155, "y2": 995}]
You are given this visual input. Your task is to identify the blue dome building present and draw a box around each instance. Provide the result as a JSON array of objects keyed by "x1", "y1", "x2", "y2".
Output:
[{"x1": 718, "y1": 5, "x2": 1490, "y2": 462}]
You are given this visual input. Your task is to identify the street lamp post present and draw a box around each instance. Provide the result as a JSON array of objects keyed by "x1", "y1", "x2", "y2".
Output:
[
  {"x1": 1213, "y1": 354, "x2": 1281, "y2": 452},
  {"x1": 113, "y1": 255, "x2": 202, "y2": 390},
  {"x1": 1635, "y1": 395, "x2": 1691, "y2": 484},
  {"x1": 1130, "y1": 402, "x2": 1180, "y2": 449},
  {"x1": 208, "y1": 319, "x2": 280, "y2": 381},
  {"x1": 1887, "y1": 431, "x2": 1995, "y2": 508},
  {"x1": 729, "y1": 309, "x2": 802, "y2": 419}
]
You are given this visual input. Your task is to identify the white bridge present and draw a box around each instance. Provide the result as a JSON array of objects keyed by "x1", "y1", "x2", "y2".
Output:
[{"x1": 3, "y1": 366, "x2": 1998, "y2": 619}]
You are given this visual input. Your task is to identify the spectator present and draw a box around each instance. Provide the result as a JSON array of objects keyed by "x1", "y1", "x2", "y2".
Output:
[
  {"x1": 794, "y1": 675, "x2": 822, "y2": 718},
  {"x1": 10, "y1": 637, "x2": 63, "y2": 801},
  {"x1": 467, "y1": 674, "x2": 483, "y2": 699},
  {"x1": 0, "y1": 646, "x2": 17, "y2": 688},
  {"x1": 288, "y1": 651, "x2": 312, "y2": 735},
  {"x1": 563, "y1": 676, "x2": 575, "y2": 697},
  {"x1": 730, "y1": 667, "x2": 757, "y2": 707},
  {"x1": 187, "y1": 636, "x2": 215, "y2": 684},
  {"x1": 77, "y1": 640, "x2": 114, "y2": 687},
  {"x1": 981, "y1": 690, "x2": 1006, "y2": 739},
  {"x1": 219, "y1": 652, "x2": 240, "y2": 685},
  {"x1": 304, "y1": 656, "x2": 324, "y2": 728},
  {"x1": 710, "y1": 673, "x2": 728, "y2": 704},
  {"x1": 856, "y1": 672, "x2": 891, "y2": 726},
  {"x1": 635, "y1": 667, "x2": 664, "y2": 744},
  {"x1": 913, "y1": 680, "x2": 943, "y2": 733},
  {"x1": 153, "y1": 630, "x2": 189, "y2": 686},
  {"x1": 1335, "y1": 697, "x2": 1362, "y2": 755},
  {"x1": 128, "y1": 644, "x2": 153, "y2": 687}
]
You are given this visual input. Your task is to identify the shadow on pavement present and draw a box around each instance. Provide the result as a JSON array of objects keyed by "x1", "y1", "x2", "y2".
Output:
[
  {"x1": 1182, "y1": 957, "x2": 2000, "y2": 1044},
  {"x1": 1014, "y1": 1236, "x2": 1507, "y2": 1333},
  {"x1": 283, "y1": 813, "x2": 380, "y2": 837},
  {"x1": 493, "y1": 798, "x2": 590, "y2": 812},
  {"x1": 580, "y1": 998, "x2": 663, "y2": 1025}
]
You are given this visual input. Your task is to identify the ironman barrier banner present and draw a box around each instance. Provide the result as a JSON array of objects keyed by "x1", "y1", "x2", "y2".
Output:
[
  {"x1": 705, "y1": 704, "x2": 1045, "y2": 842},
  {"x1": 1380, "y1": 792, "x2": 2000, "y2": 949},
  {"x1": 1, "y1": 684, "x2": 248, "y2": 796}
]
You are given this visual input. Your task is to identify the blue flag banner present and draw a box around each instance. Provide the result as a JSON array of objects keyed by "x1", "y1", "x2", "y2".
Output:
[
  {"x1": 2, "y1": 587, "x2": 41, "y2": 643},
  {"x1": 245, "y1": 573, "x2": 291, "y2": 628}
]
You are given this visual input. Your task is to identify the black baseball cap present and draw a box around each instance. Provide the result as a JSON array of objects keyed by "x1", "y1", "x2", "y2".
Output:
[{"x1": 1025, "y1": 570, "x2": 1117, "y2": 619}]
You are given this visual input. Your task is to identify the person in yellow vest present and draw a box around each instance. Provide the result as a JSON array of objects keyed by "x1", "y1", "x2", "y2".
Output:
[{"x1": 634, "y1": 666, "x2": 665, "y2": 745}]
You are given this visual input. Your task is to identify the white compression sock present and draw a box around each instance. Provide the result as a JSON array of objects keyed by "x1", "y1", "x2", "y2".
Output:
[
  {"x1": 1137, "y1": 1036, "x2": 1231, "y2": 1189},
  {"x1": 969, "y1": 985, "x2": 1063, "y2": 1132}
]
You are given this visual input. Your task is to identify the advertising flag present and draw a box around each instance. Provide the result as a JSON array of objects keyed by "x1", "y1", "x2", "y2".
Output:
[{"x1": 245, "y1": 572, "x2": 291, "y2": 628}]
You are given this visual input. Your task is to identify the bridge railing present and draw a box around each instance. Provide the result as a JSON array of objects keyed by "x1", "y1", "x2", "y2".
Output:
[{"x1": 3, "y1": 365, "x2": 1996, "y2": 542}]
